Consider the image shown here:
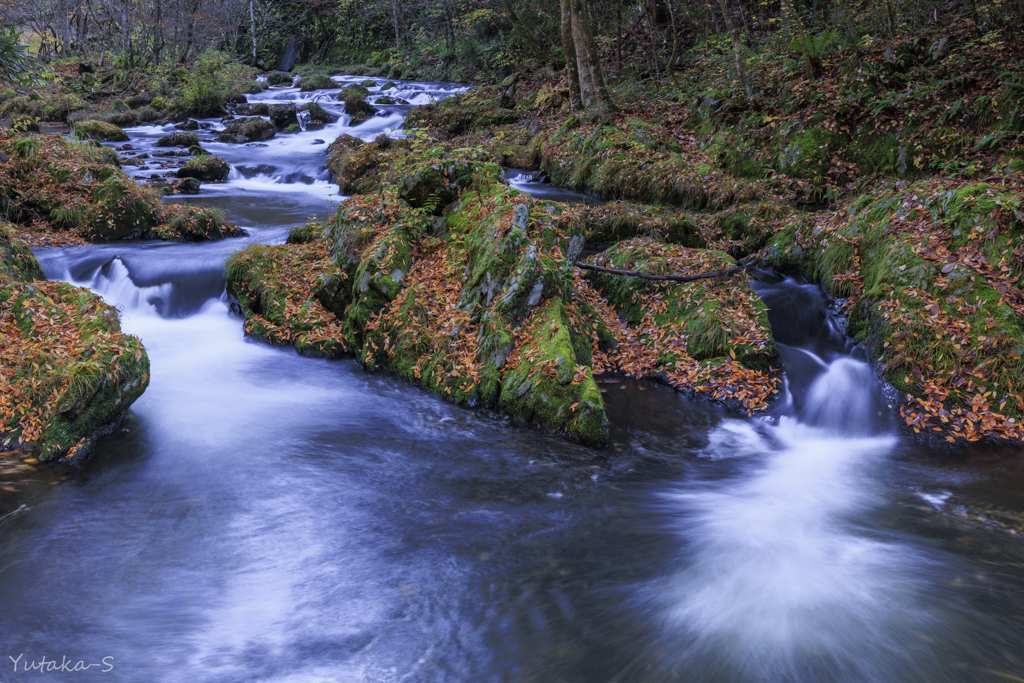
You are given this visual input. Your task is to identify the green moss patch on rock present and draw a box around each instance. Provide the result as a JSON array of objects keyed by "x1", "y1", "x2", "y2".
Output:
[
  {"x1": 73, "y1": 120, "x2": 130, "y2": 142},
  {"x1": 155, "y1": 132, "x2": 200, "y2": 148},
  {"x1": 267, "y1": 71, "x2": 294, "y2": 86},
  {"x1": 176, "y1": 155, "x2": 231, "y2": 181},
  {"x1": 218, "y1": 117, "x2": 277, "y2": 143},
  {"x1": 298, "y1": 73, "x2": 337, "y2": 92},
  {"x1": 581, "y1": 239, "x2": 780, "y2": 409}
]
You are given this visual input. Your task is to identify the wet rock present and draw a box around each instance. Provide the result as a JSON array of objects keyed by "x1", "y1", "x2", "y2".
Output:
[
  {"x1": 267, "y1": 71, "x2": 294, "y2": 86},
  {"x1": 218, "y1": 117, "x2": 277, "y2": 143},
  {"x1": 73, "y1": 120, "x2": 129, "y2": 142},
  {"x1": 360, "y1": 79, "x2": 377, "y2": 88},
  {"x1": 312, "y1": 139, "x2": 325, "y2": 145},
  {"x1": 268, "y1": 103, "x2": 298, "y2": 129},
  {"x1": 155, "y1": 132, "x2": 200, "y2": 148},
  {"x1": 176, "y1": 119, "x2": 200, "y2": 130},
  {"x1": 0, "y1": 151, "x2": 7, "y2": 163},
  {"x1": 298, "y1": 102, "x2": 335, "y2": 125},
  {"x1": 298, "y1": 74, "x2": 336, "y2": 91},
  {"x1": 177, "y1": 177, "x2": 201, "y2": 194},
  {"x1": 381, "y1": 81, "x2": 397, "y2": 90},
  {"x1": 177, "y1": 156, "x2": 230, "y2": 182}
]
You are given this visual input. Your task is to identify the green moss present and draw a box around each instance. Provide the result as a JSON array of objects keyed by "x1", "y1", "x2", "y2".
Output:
[
  {"x1": 155, "y1": 132, "x2": 200, "y2": 148},
  {"x1": 777, "y1": 126, "x2": 847, "y2": 183},
  {"x1": 73, "y1": 120, "x2": 129, "y2": 142},
  {"x1": 176, "y1": 155, "x2": 230, "y2": 181},
  {"x1": 498, "y1": 299, "x2": 608, "y2": 446},
  {"x1": 86, "y1": 177, "x2": 159, "y2": 239},
  {"x1": 218, "y1": 117, "x2": 277, "y2": 143},
  {"x1": 298, "y1": 73, "x2": 336, "y2": 91},
  {"x1": 0, "y1": 222, "x2": 45, "y2": 282}
]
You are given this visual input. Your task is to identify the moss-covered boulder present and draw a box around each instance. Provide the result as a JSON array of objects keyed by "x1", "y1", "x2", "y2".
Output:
[
  {"x1": 159, "y1": 205, "x2": 244, "y2": 241},
  {"x1": 155, "y1": 132, "x2": 200, "y2": 148},
  {"x1": 0, "y1": 224, "x2": 150, "y2": 461},
  {"x1": 176, "y1": 155, "x2": 231, "y2": 181},
  {"x1": 268, "y1": 104, "x2": 298, "y2": 129},
  {"x1": 74, "y1": 120, "x2": 130, "y2": 142},
  {"x1": 298, "y1": 102, "x2": 335, "y2": 125},
  {"x1": 325, "y1": 135, "x2": 390, "y2": 194},
  {"x1": 218, "y1": 117, "x2": 276, "y2": 143},
  {"x1": 397, "y1": 160, "x2": 502, "y2": 211},
  {"x1": 85, "y1": 176, "x2": 160, "y2": 239},
  {"x1": 582, "y1": 239, "x2": 780, "y2": 409},
  {"x1": 338, "y1": 86, "x2": 376, "y2": 122},
  {"x1": 267, "y1": 71, "x2": 294, "y2": 86},
  {"x1": 298, "y1": 74, "x2": 336, "y2": 91}
]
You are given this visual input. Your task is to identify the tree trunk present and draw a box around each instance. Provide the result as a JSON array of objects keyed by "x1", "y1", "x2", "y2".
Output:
[
  {"x1": 716, "y1": 0, "x2": 751, "y2": 97},
  {"x1": 570, "y1": 0, "x2": 616, "y2": 113},
  {"x1": 560, "y1": 0, "x2": 583, "y2": 110},
  {"x1": 249, "y1": 0, "x2": 257, "y2": 63},
  {"x1": 781, "y1": 0, "x2": 815, "y2": 81}
]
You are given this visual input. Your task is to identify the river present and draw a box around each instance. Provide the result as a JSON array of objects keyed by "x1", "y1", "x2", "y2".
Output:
[{"x1": 1, "y1": 74, "x2": 1023, "y2": 683}]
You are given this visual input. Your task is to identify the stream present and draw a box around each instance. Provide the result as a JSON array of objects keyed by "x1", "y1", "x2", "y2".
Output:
[{"x1": 2, "y1": 75, "x2": 1024, "y2": 682}]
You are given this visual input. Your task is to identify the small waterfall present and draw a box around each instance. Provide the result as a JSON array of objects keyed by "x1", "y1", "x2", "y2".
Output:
[
  {"x1": 37, "y1": 252, "x2": 228, "y2": 318},
  {"x1": 657, "y1": 272, "x2": 923, "y2": 681}
]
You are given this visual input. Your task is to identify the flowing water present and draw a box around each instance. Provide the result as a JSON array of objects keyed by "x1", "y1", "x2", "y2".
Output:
[{"x1": 2, "y1": 76, "x2": 1024, "y2": 682}]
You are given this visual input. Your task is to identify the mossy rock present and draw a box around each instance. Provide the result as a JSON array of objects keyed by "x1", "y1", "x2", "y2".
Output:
[
  {"x1": 155, "y1": 131, "x2": 200, "y2": 148},
  {"x1": 105, "y1": 111, "x2": 138, "y2": 128},
  {"x1": 176, "y1": 155, "x2": 231, "y2": 181},
  {"x1": 298, "y1": 102, "x2": 335, "y2": 125},
  {"x1": 86, "y1": 177, "x2": 159, "y2": 239},
  {"x1": 268, "y1": 103, "x2": 298, "y2": 128},
  {"x1": 0, "y1": 280, "x2": 150, "y2": 461},
  {"x1": 298, "y1": 74, "x2": 336, "y2": 91},
  {"x1": 74, "y1": 120, "x2": 130, "y2": 142},
  {"x1": 397, "y1": 160, "x2": 503, "y2": 212},
  {"x1": 166, "y1": 207, "x2": 239, "y2": 240},
  {"x1": 267, "y1": 71, "x2": 294, "y2": 86},
  {"x1": 497, "y1": 299, "x2": 609, "y2": 446},
  {"x1": 0, "y1": 222, "x2": 44, "y2": 282},
  {"x1": 338, "y1": 86, "x2": 376, "y2": 122},
  {"x1": 218, "y1": 117, "x2": 277, "y2": 143}
]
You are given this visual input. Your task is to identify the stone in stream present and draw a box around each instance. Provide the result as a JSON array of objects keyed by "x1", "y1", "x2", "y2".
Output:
[
  {"x1": 176, "y1": 177, "x2": 201, "y2": 194},
  {"x1": 74, "y1": 120, "x2": 129, "y2": 142},
  {"x1": 176, "y1": 156, "x2": 230, "y2": 182},
  {"x1": 176, "y1": 119, "x2": 200, "y2": 131},
  {"x1": 155, "y1": 132, "x2": 200, "y2": 148},
  {"x1": 218, "y1": 117, "x2": 277, "y2": 143},
  {"x1": 268, "y1": 104, "x2": 298, "y2": 129}
]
